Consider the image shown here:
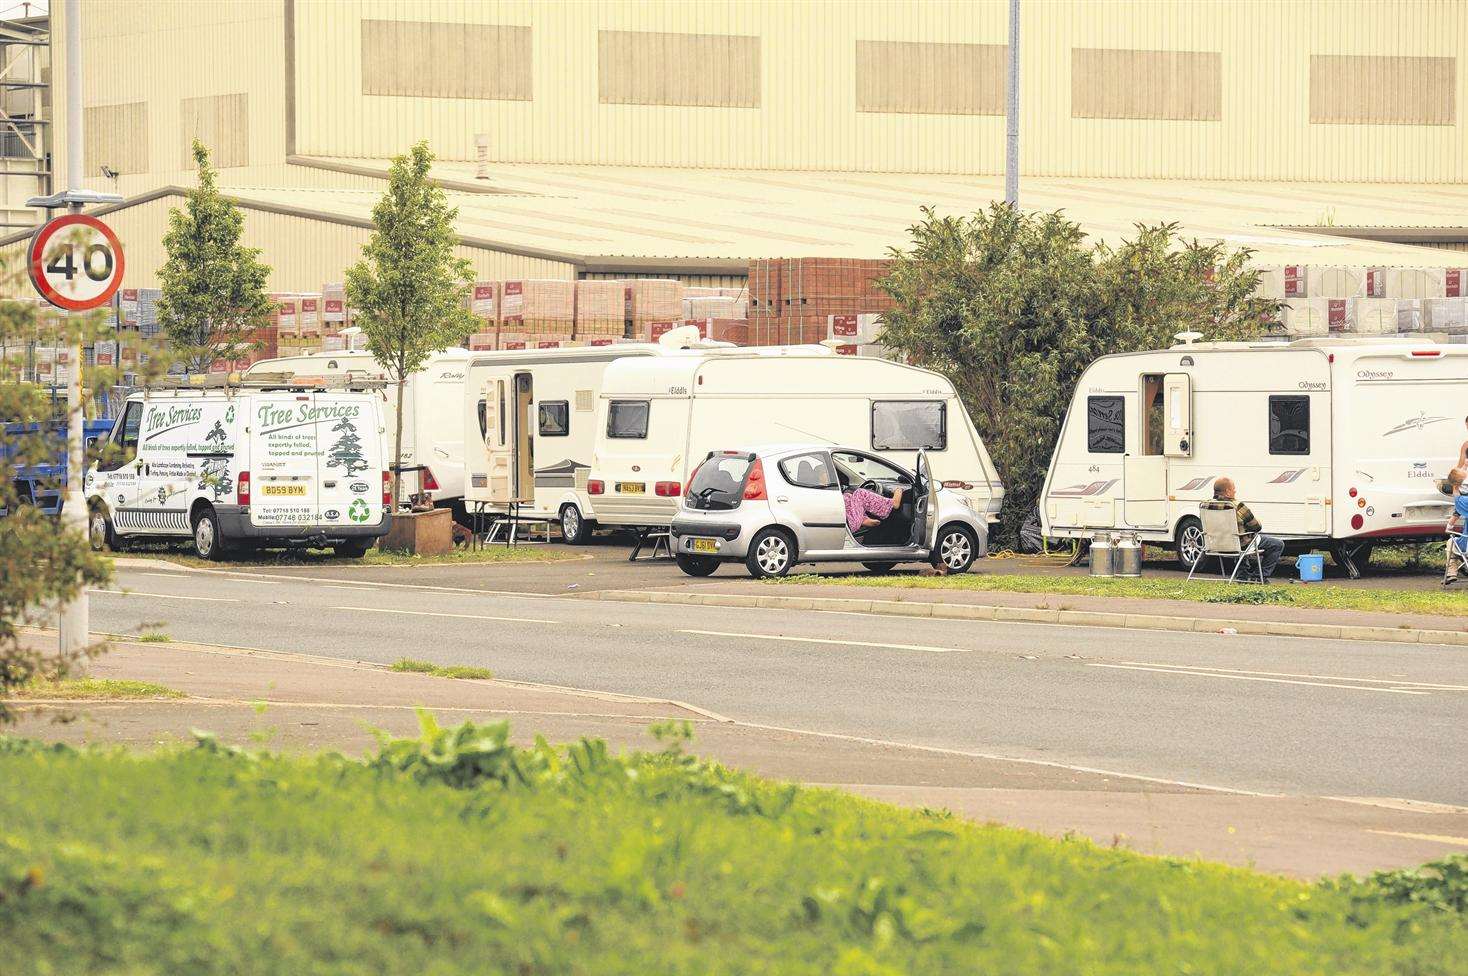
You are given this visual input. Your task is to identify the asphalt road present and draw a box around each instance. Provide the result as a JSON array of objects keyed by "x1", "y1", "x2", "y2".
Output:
[{"x1": 78, "y1": 560, "x2": 1468, "y2": 806}]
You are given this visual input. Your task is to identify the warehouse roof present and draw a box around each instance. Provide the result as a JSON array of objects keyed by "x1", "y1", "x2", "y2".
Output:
[{"x1": 6, "y1": 157, "x2": 1463, "y2": 274}]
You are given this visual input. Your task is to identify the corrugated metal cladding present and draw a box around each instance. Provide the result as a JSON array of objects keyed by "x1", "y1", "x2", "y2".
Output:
[
  {"x1": 18, "y1": 194, "x2": 575, "y2": 293},
  {"x1": 83, "y1": 101, "x2": 148, "y2": 175},
  {"x1": 360, "y1": 20, "x2": 533, "y2": 101},
  {"x1": 56, "y1": 1, "x2": 287, "y2": 198},
  {"x1": 1408, "y1": 241, "x2": 1468, "y2": 252},
  {"x1": 580, "y1": 271, "x2": 749, "y2": 290},
  {"x1": 293, "y1": 0, "x2": 1468, "y2": 181}
]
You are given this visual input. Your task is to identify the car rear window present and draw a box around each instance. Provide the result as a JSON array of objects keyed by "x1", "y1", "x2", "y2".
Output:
[{"x1": 685, "y1": 454, "x2": 753, "y2": 511}]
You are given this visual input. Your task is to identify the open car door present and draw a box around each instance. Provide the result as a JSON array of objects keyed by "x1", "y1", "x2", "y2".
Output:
[{"x1": 910, "y1": 451, "x2": 940, "y2": 551}]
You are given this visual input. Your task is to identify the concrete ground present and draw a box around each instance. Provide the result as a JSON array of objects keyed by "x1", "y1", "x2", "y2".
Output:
[{"x1": 13, "y1": 633, "x2": 1468, "y2": 879}]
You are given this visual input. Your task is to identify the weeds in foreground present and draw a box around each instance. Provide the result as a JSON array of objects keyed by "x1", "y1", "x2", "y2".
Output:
[{"x1": 390, "y1": 658, "x2": 493, "y2": 680}]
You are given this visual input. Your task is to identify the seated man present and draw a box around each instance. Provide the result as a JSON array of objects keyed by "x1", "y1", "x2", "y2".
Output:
[
  {"x1": 1201, "y1": 477, "x2": 1284, "y2": 581},
  {"x1": 843, "y1": 483, "x2": 904, "y2": 536},
  {"x1": 1445, "y1": 468, "x2": 1468, "y2": 583}
]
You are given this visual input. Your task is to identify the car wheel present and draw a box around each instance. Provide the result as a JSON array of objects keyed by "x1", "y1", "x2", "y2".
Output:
[
  {"x1": 192, "y1": 507, "x2": 228, "y2": 561},
  {"x1": 675, "y1": 553, "x2": 719, "y2": 577},
  {"x1": 862, "y1": 562, "x2": 897, "y2": 574},
  {"x1": 933, "y1": 524, "x2": 978, "y2": 573},
  {"x1": 560, "y1": 504, "x2": 594, "y2": 545},
  {"x1": 333, "y1": 540, "x2": 372, "y2": 558},
  {"x1": 1175, "y1": 516, "x2": 1204, "y2": 569},
  {"x1": 88, "y1": 507, "x2": 116, "y2": 552},
  {"x1": 745, "y1": 528, "x2": 795, "y2": 579}
]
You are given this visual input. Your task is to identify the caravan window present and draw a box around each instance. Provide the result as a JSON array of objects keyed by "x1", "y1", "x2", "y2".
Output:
[
  {"x1": 607, "y1": 400, "x2": 649, "y2": 439},
  {"x1": 1086, "y1": 396, "x2": 1125, "y2": 454},
  {"x1": 476, "y1": 400, "x2": 488, "y2": 441},
  {"x1": 871, "y1": 401, "x2": 946, "y2": 451},
  {"x1": 538, "y1": 401, "x2": 569, "y2": 437},
  {"x1": 1268, "y1": 395, "x2": 1310, "y2": 455}
]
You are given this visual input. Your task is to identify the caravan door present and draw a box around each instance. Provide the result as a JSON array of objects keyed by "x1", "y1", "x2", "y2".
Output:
[
  {"x1": 476, "y1": 377, "x2": 517, "y2": 504},
  {"x1": 1122, "y1": 373, "x2": 1180, "y2": 529},
  {"x1": 1163, "y1": 373, "x2": 1193, "y2": 457}
]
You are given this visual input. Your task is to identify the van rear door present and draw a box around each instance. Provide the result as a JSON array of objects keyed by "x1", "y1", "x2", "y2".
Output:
[
  {"x1": 248, "y1": 392, "x2": 321, "y2": 529},
  {"x1": 316, "y1": 393, "x2": 384, "y2": 529}
]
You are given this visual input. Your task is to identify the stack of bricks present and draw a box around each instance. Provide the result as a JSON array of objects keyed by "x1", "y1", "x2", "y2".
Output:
[
  {"x1": 500, "y1": 279, "x2": 575, "y2": 347},
  {"x1": 746, "y1": 258, "x2": 894, "y2": 346},
  {"x1": 1257, "y1": 264, "x2": 1468, "y2": 338},
  {"x1": 627, "y1": 278, "x2": 684, "y2": 340},
  {"x1": 574, "y1": 280, "x2": 627, "y2": 339},
  {"x1": 467, "y1": 281, "x2": 497, "y2": 350}
]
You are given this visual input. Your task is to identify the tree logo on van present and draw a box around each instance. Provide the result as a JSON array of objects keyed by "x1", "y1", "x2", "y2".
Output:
[
  {"x1": 197, "y1": 421, "x2": 234, "y2": 500},
  {"x1": 326, "y1": 417, "x2": 369, "y2": 477},
  {"x1": 224, "y1": 406, "x2": 235, "y2": 425},
  {"x1": 347, "y1": 498, "x2": 370, "y2": 523}
]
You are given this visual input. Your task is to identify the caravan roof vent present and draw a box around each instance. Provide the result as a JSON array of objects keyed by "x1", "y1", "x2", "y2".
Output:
[{"x1": 1173, "y1": 331, "x2": 1205, "y2": 346}]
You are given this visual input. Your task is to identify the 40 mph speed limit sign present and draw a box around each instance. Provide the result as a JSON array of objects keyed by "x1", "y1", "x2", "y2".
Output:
[{"x1": 28, "y1": 213, "x2": 125, "y2": 311}]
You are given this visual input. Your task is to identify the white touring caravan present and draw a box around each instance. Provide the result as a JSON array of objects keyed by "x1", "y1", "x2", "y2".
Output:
[
  {"x1": 1040, "y1": 335, "x2": 1468, "y2": 576},
  {"x1": 84, "y1": 376, "x2": 391, "y2": 560},
  {"x1": 462, "y1": 343, "x2": 676, "y2": 542},
  {"x1": 244, "y1": 349, "x2": 469, "y2": 511},
  {"x1": 586, "y1": 342, "x2": 1005, "y2": 533}
]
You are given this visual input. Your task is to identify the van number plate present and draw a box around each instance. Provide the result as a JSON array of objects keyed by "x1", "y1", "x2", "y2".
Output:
[
  {"x1": 261, "y1": 484, "x2": 307, "y2": 497},
  {"x1": 617, "y1": 481, "x2": 645, "y2": 494}
]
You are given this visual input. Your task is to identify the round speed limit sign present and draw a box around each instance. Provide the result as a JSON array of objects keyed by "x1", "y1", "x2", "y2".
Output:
[{"x1": 28, "y1": 213, "x2": 125, "y2": 311}]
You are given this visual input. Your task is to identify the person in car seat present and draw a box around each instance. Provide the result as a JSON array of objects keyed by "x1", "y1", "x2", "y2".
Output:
[{"x1": 843, "y1": 483, "x2": 904, "y2": 535}]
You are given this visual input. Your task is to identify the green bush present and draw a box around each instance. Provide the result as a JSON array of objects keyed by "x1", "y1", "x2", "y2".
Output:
[{"x1": 1, "y1": 720, "x2": 1463, "y2": 975}]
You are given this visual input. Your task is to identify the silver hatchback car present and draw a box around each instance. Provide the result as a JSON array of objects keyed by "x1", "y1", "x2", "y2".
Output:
[{"x1": 669, "y1": 444, "x2": 989, "y2": 578}]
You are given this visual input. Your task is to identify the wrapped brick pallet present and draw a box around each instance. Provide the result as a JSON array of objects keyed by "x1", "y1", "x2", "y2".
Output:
[
  {"x1": 627, "y1": 279, "x2": 684, "y2": 339},
  {"x1": 501, "y1": 280, "x2": 574, "y2": 336},
  {"x1": 575, "y1": 280, "x2": 626, "y2": 337}
]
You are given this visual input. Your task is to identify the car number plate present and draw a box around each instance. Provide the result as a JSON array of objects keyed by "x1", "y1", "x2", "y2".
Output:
[
  {"x1": 617, "y1": 481, "x2": 645, "y2": 494},
  {"x1": 261, "y1": 484, "x2": 307, "y2": 497},
  {"x1": 690, "y1": 537, "x2": 718, "y2": 554}
]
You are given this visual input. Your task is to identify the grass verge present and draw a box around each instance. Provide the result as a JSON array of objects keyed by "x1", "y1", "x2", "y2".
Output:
[
  {"x1": 390, "y1": 658, "x2": 494, "y2": 680},
  {"x1": 0, "y1": 717, "x2": 1464, "y2": 975},
  {"x1": 780, "y1": 570, "x2": 1468, "y2": 618},
  {"x1": 8, "y1": 678, "x2": 184, "y2": 700}
]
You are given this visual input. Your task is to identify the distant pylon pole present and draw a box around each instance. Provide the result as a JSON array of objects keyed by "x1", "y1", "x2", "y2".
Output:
[{"x1": 1005, "y1": 0, "x2": 1020, "y2": 208}]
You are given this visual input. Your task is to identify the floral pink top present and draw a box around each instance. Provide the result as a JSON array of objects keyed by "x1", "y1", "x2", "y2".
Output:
[{"x1": 843, "y1": 488, "x2": 893, "y2": 534}]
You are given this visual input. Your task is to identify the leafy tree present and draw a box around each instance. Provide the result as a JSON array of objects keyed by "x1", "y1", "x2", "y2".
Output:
[
  {"x1": 346, "y1": 141, "x2": 476, "y2": 507},
  {"x1": 157, "y1": 141, "x2": 274, "y2": 373},
  {"x1": 878, "y1": 204, "x2": 1274, "y2": 546}
]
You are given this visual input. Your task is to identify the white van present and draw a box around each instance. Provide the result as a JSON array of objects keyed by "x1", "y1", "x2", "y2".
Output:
[
  {"x1": 84, "y1": 376, "x2": 391, "y2": 560},
  {"x1": 587, "y1": 343, "x2": 1005, "y2": 531},
  {"x1": 462, "y1": 343, "x2": 662, "y2": 542},
  {"x1": 1039, "y1": 335, "x2": 1468, "y2": 576},
  {"x1": 244, "y1": 348, "x2": 468, "y2": 511}
]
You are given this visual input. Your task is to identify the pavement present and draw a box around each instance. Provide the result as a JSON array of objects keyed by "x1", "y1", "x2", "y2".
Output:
[
  {"x1": 10, "y1": 545, "x2": 1468, "y2": 879},
  {"x1": 12, "y1": 631, "x2": 1468, "y2": 879}
]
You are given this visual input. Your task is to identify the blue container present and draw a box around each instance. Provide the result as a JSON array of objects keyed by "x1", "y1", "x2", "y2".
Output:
[{"x1": 1297, "y1": 553, "x2": 1324, "y2": 582}]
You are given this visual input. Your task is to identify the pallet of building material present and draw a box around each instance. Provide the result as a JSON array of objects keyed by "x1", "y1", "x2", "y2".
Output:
[
  {"x1": 574, "y1": 280, "x2": 626, "y2": 336},
  {"x1": 747, "y1": 259, "x2": 783, "y2": 313},
  {"x1": 496, "y1": 332, "x2": 527, "y2": 351},
  {"x1": 118, "y1": 288, "x2": 140, "y2": 330},
  {"x1": 1303, "y1": 267, "x2": 1385, "y2": 299},
  {"x1": 627, "y1": 279, "x2": 684, "y2": 325},
  {"x1": 467, "y1": 332, "x2": 496, "y2": 351},
  {"x1": 684, "y1": 296, "x2": 746, "y2": 320},
  {"x1": 1385, "y1": 268, "x2": 1448, "y2": 300},
  {"x1": 828, "y1": 313, "x2": 884, "y2": 344},
  {"x1": 1396, "y1": 299, "x2": 1426, "y2": 333},
  {"x1": 1256, "y1": 265, "x2": 1311, "y2": 300},
  {"x1": 1449, "y1": 269, "x2": 1468, "y2": 298},
  {"x1": 501, "y1": 280, "x2": 575, "y2": 335},
  {"x1": 1425, "y1": 298, "x2": 1468, "y2": 335},
  {"x1": 1277, "y1": 298, "x2": 1328, "y2": 337},
  {"x1": 298, "y1": 296, "x2": 322, "y2": 338},
  {"x1": 270, "y1": 295, "x2": 300, "y2": 338},
  {"x1": 470, "y1": 282, "x2": 498, "y2": 324},
  {"x1": 323, "y1": 283, "x2": 349, "y2": 327},
  {"x1": 679, "y1": 318, "x2": 750, "y2": 345},
  {"x1": 1349, "y1": 298, "x2": 1399, "y2": 335}
]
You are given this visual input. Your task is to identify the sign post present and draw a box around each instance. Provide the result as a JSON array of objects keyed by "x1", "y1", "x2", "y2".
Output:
[{"x1": 25, "y1": 0, "x2": 125, "y2": 657}]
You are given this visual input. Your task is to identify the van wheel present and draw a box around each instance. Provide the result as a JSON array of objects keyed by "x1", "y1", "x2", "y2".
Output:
[
  {"x1": 863, "y1": 562, "x2": 897, "y2": 574},
  {"x1": 333, "y1": 540, "x2": 372, "y2": 559},
  {"x1": 560, "y1": 504, "x2": 594, "y2": 545},
  {"x1": 933, "y1": 524, "x2": 978, "y2": 573},
  {"x1": 88, "y1": 507, "x2": 116, "y2": 552},
  {"x1": 1175, "y1": 516, "x2": 1204, "y2": 569},
  {"x1": 675, "y1": 554, "x2": 719, "y2": 577},
  {"x1": 746, "y1": 528, "x2": 795, "y2": 579},
  {"x1": 192, "y1": 507, "x2": 228, "y2": 561}
]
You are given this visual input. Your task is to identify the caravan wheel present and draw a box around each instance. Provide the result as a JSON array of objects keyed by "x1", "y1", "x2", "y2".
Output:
[
  {"x1": 1175, "y1": 516, "x2": 1204, "y2": 569},
  {"x1": 560, "y1": 504, "x2": 594, "y2": 545}
]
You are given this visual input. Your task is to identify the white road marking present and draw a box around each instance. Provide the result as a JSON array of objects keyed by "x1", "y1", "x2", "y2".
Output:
[
  {"x1": 139, "y1": 572, "x2": 190, "y2": 580},
  {"x1": 1365, "y1": 829, "x2": 1468, "y2": 848},
  {"x1": 331, "y1": 606, "x2": 556, "y2": 624},
  {"x1": 323, "y1": 584, "x2": 376, "y2": 592},
  {"x1": 86, "y1": 589, "x2": 238, "y2": 603},
  {"x1": 1086, "y1": 662, "x2": 1429, "y2": 695},
  {"x1": 1115, "y1": 661, "x2": 1468, "y2": 692},
  {"x1": 680, "y1": 629, "x2": 967, "y2": 654}
]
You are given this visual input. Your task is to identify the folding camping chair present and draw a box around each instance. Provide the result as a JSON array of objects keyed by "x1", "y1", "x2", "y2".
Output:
[
  {"x1": 1444, "y1": 520, "x2": 1468, "y2": 586},
  {"x1": 1187, "y1": 502, "x2": 1264, "y2": 583}
]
